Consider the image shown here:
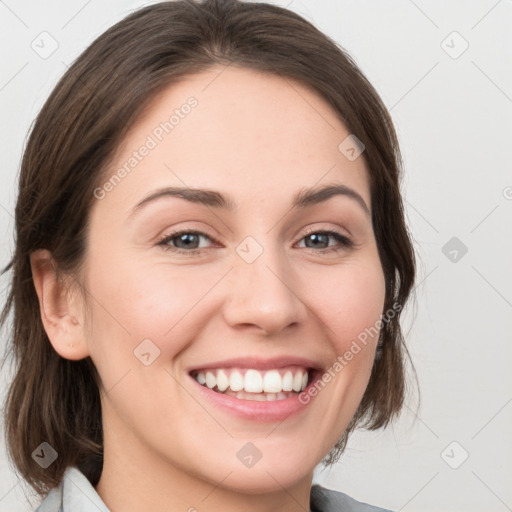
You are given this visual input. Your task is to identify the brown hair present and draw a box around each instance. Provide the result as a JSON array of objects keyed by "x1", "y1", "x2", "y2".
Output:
[{"x1": 1, "y1": 0, "x2": 416, "y2": 497}]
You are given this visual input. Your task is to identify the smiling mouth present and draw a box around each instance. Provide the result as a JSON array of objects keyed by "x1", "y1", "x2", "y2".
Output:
[{"x1": 190, "y1": 366, "x2": 312, "y2": 401}]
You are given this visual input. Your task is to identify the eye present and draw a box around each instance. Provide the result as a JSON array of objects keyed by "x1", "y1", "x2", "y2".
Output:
[
  {"x1": 156, "y1": 228, "x2": 354, "y2": 256},
  {"x1": 296, "y1": 230, "x2": 353, "y2": 253},
  {"x1": 157, "y1": 230, "x2": 215, "y2": 254}
]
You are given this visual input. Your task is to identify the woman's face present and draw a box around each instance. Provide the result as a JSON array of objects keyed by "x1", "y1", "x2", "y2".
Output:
[{"x1": 81, "y1": 65, "x2": 385, "y2": 494}]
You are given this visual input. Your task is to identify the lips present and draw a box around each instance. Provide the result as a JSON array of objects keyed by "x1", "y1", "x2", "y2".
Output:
[
  {"x1": 188, "y1": 356, "x2": 321, "y2": 373},
  {"x1": 188, "y1": 359, "x2": 321, "y2": 422}
]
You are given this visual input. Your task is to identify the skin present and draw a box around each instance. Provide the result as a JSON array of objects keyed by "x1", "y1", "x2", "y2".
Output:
[{"x1": 31, "y1": 65, "x2": 385, "y2": 512}]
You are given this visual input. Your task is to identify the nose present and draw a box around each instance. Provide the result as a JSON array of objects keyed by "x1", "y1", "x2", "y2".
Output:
[{"x1": 222, "y1": 242, "x2": 308, "y2": 336}]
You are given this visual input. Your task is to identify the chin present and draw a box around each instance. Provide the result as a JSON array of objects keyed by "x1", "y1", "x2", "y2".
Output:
[
  {"x1": 195, "y1": 440, "x2": 319, "y2": 495},
  {"x1": 212, "y1": 463, "x2": 312, "y2": 495}
]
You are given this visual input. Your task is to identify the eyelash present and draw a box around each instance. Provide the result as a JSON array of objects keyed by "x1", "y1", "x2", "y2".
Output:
[{"x1": 156, "y1": 228, "x2": 354, "y2": 256}]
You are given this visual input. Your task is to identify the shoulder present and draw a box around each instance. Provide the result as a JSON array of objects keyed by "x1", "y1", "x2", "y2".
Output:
[
  {"x1": 310, "y1": 484, "x2": 394, "y2": 512},
  {"x1": 34, "y1": 466, "x2": 109, "y2": 512}
]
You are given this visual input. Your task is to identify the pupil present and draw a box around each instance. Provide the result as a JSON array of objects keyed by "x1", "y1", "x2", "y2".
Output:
[
  {"x1": 176, "y1": 233, "x2": 198, "y2": 249},
  {"x1": 306, "y1": 233, "x2": 327, "y2": 248}
]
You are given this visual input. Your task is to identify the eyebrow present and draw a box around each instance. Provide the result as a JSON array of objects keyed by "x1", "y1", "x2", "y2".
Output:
[{"x1": 128, "y1": 183, "x2": 370, "y2": 219}]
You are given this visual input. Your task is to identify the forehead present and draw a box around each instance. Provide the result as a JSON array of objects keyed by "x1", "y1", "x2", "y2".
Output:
[{"x1": 98, "y1": 65, "x2": 370, "y2": 216}]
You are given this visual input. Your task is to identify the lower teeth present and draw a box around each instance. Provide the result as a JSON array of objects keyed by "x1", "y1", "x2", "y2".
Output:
[{"x1": 213, "y1": 388, "x2": 297, "y2": 401}]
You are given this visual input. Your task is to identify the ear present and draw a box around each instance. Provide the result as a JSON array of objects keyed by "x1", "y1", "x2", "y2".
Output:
[{"x1": 30, "y1": 249, "x2": 90, "y2": 360}]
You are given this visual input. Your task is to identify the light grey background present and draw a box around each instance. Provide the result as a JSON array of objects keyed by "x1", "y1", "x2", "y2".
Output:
[{"x1": 1, "y1": 1, "x2": 511, "y2": 511}]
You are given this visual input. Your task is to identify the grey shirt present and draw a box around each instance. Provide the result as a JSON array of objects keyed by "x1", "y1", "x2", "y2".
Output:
[{"x1": 34, "y1": 466, "x2": 393, "y2": 512}]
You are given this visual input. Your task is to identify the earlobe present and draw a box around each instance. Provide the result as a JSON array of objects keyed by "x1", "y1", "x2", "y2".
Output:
[{"x1": 30, "y1": 249, "x2": 90, "y2": 361}]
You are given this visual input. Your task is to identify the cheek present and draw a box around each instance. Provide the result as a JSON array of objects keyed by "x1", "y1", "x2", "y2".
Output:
[
  {"x1": 307, "y1": 259, "x2": 386, "y2": 355},
  {"x1": 82, "y1": 255, "x2": 219, "y2": 367}
]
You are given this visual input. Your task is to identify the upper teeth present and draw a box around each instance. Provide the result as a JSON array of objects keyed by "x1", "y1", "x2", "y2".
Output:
[{"x1": 194, "y1": 368, "x2": 309, "y2": 394}]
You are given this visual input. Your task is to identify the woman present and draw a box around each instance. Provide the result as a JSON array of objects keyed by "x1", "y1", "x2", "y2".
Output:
[{"x1": 1, "y1": 1, "x2": 416, "y2": 510}]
